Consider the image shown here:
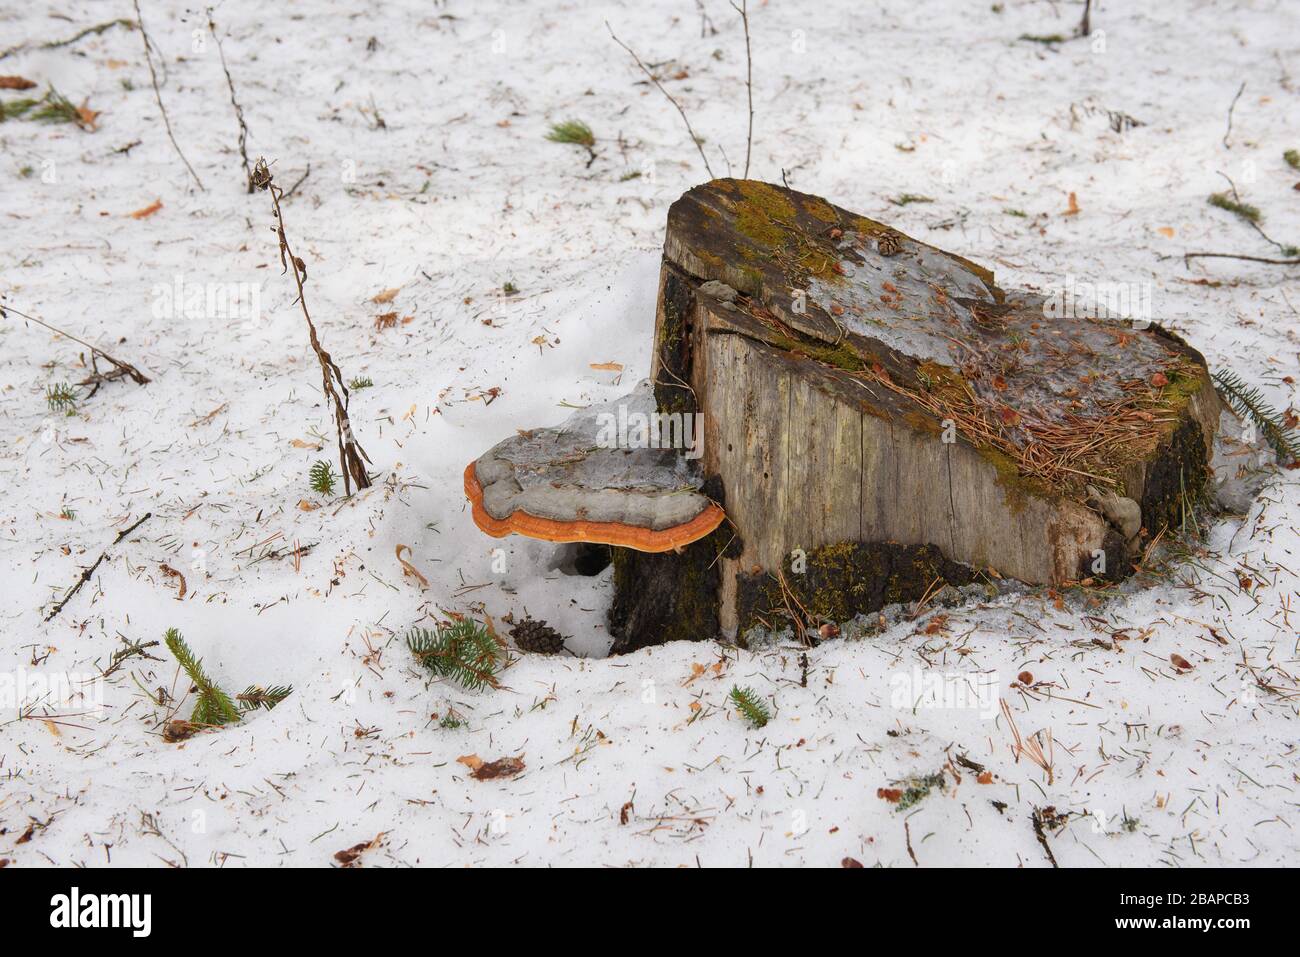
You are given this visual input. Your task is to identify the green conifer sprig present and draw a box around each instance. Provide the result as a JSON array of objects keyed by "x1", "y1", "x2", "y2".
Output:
[
  {"x1": 30, "y1": 87, "x2": 80, "y2": 125},
  {"x1": 545, "y1": 119, "x2": 597, "y2": 167},
  {"x1": 237, "y1": 685, "x2": 294, "y2": 712},
  {"x1": 1212, "y1": 369, "x2": 1299, "y2": 464},
  {"x1": 309, "y1": 459, "x2": 337, "y2": 496},
  {"x1": 729, "y1": 685, "x2": 771, "y2": 728},
  {"x1": 406, "y1": 619, "x2": 502, "y2": 691},
  {"x1": 1, "y1": 96, "x2": 41, "y2": 121},
  {"x1": 46, "y1": 382, "x2": 78, "y2": 413},
  {"x1": 164, "y1": 628, "x2": 242, "y2": 727},
  {"x1": 2, "y1": 87, "x2": 76, "y2": 124},
  {"x1": 545, "y1": 119, "x2": 595, "y2": 148},
  {"x1": 164, "y1": 628, "x2": 292, "y2": 727},
  {"x1": 1207, "y1": 191, "x2": 1261, "y2": 225}
]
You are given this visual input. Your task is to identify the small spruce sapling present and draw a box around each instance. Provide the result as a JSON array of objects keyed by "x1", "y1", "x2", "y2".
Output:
[
  {"x1": 310, "y1": 459, "x2": 338, "y2": 496},
  {"x1": 46, "y1": 382, "x2": 77, "y2": 414},
  {"x1": 729, "y1": 685, "x2": 771, "y2": 728},
  {"x1": 545, "y1": 120, "x2": 597, "y2": 167},
  {"x1": 164, "y1": 628, "x2": 292, "y2": 728},
  {"x1": 164, "y1": 628, "x2": 241, "y2": 727}
]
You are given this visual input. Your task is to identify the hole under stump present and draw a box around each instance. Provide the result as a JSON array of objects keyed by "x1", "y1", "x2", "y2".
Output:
[{"x1": 549, "y1": 542, "x2": 613, "y2": 577}]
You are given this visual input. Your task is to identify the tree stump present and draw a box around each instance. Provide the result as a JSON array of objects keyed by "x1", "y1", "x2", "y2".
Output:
[{"x1": 610, "y1": 179, "x2": 1221, "y2": 647}]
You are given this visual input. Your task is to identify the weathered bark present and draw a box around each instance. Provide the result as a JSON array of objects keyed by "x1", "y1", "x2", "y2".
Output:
[{"x1": 611, "y1": 179, "x2": 1220, "y2": 646}]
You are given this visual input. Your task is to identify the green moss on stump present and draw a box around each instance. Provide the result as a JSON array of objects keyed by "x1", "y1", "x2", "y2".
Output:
[
  {"x1": 733, "y1": 180, "x2": 797, "y2": 249},
  {"x1": 735, "y1": 540, "x2": 975, "y2": 632}
]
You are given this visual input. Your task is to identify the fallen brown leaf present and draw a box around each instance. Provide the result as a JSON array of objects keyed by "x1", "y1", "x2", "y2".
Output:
[
  {"x1": 163, "y1": 719, "x2": 199, "y2": 742},
  {"x1": 877, "y1": 787, "x2": 903, "y2": 803},
  {"x1": 1170, "y1": 653, "x2": 1194, "y2": 672},
  {"x1": 372, "y1": 287, "x2": 400, "y2": 304},
  {"x1": 471, "y1": 756, "x2": 525, "y2": 780},
  {"x1": 159, "y1": 563, "x2": 188, "y2": 600},
  {"x1": 334, "y1": 832, "x2": 385, "y2": 867},
  {"x1": 75, "y1": 101, "x2": 100, "y2": 131},
  {"x1": 1064, "y1": 191, "x2": 1080, "y2": 216},
  {"x1": 459, "y1": 754, "x2": 525, "y2": 780},
  {"x1": 0, "y1": 76, "x2": 36, "y2": 90}
]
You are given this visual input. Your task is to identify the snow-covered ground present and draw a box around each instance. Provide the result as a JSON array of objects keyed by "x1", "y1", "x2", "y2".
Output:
[{"x1": 1, "y1": 0, "x2": 1298, "y2": 867}]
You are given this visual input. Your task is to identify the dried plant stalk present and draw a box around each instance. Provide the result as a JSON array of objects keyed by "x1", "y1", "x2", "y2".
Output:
[
  {"x1": 252, "y1": 157, "x2": 372, "y2": 495},
  {"x1": 133, "y1": 0, "x2": 204, "y2": 191},
  {"x1": 207, "y1": 8, "x2": 254, "y2": 192}
]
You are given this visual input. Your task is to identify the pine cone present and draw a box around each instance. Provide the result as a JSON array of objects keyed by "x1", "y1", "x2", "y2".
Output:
[{"x1": 509, "y1": 618, "x2": 568, "y2": 655}]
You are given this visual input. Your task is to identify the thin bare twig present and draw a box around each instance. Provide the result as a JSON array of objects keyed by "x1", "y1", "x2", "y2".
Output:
[
  {"x1": 1184, "y1": 252, "x2": 1300, "y2": 266},
  {"x1": 1, "y1": 303, "x2": 150, "y2": 385},
  {"x1": 251, "y1": 158, "x2": 372, "y2": 495},
  {"x1": 729, "y1": 0, "x2": 754, "y2": 178},
  {"x1": 45, "y1": 513, "x2": 153, "y2": 622},
  {"x1": 1222, "y1": 81, "x2": 1245, "y2": 149},
  {"x1": 133, "y1": 0, "x2": 204, "y2": 190},
  {"x1": 694, "y1": 0, "x2": 718, "y2": 37},
  {"x1": 207, "y1": 9, "x2": 253, "y2": 192},
  {"x1": 606, "y1": 21, "x2": 715, "y2": 179},
  {"x1": 282, "y1": 163, "x2": 312, "y2": 201}
]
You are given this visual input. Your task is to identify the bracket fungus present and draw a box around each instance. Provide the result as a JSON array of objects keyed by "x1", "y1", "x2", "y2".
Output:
[{"x1": 464, "y1": 382, "x2": 725, "y2": 553}]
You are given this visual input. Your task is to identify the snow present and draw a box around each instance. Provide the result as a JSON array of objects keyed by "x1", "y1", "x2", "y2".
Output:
[{"x1": 1, "y1": 0, "x2": 1298, "y2": 867}]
